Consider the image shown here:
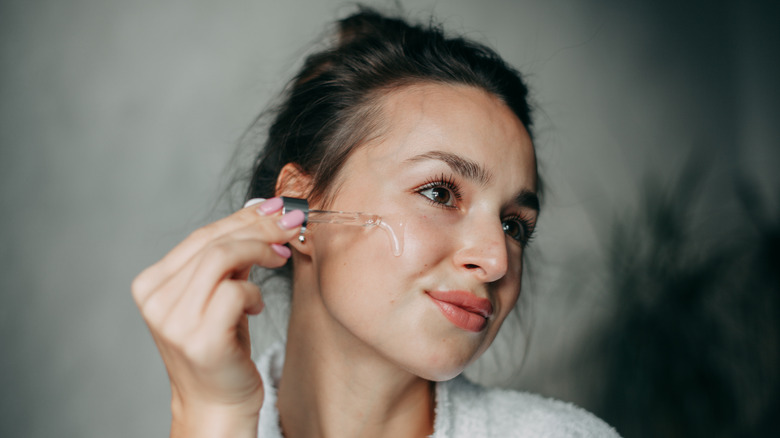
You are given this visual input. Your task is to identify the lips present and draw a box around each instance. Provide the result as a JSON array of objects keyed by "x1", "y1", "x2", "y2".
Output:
[{"x1": 427, "y1": 290, "x2": 494, "y2": 332}]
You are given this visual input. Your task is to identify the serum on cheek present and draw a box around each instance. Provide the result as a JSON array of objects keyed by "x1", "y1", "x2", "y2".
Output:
[{"x1": 281, "y1": 197, "x2": 405, "y2": 256}]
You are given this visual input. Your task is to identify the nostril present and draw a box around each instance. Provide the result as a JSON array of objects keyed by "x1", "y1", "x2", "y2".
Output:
[{"x1": 465, "y1": 264, "x2": 479, "y2": 270}]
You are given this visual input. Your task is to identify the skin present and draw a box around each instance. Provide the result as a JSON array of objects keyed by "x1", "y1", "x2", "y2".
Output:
[{"x1": 133, "y1": 82, "x2": 537, "y2": 438}]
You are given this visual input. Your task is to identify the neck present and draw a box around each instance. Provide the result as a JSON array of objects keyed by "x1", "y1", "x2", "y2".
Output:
[{"x1": 276, "y1": 260, "x2": 435, "y2": 438}]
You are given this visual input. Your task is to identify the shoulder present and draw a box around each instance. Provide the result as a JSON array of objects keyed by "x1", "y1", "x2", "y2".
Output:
[{"x1": 435, "y1": 376, "x2": 620, "y2": 438}]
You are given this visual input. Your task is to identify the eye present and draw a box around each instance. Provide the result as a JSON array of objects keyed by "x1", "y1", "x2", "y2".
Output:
[
  {"x1": 419, "y1": 186, "x2": 454, "y2": 206},
  {"x1": 415, "y1": 174, "x2": 461, "y2": 208},
  {"x1": 502, "y1": 216, "x2": 534, "y2": 246}
]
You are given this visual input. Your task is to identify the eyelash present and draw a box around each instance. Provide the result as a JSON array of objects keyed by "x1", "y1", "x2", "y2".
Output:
[
  {"x1": 502, "y1": 214, "x2": 537, "y2": 247},
  {"x1": 415, "y1": 174, "x2": 462, "y2": 209},
  {"x1": 413, "y1": 175, "x2": 537, "y2": 247}
]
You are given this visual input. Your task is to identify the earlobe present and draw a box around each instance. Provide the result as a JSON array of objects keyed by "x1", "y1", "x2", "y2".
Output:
[{"x1": 288, "y1": 224, "x2": 314, "y2": 256}]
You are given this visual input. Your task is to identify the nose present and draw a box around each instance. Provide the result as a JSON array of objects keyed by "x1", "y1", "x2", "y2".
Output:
[{"x1": 452, "y1": 214, "x2": 509, "y2": 283}]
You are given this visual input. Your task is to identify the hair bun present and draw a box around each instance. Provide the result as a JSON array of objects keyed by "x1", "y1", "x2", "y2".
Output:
[
  {"x1": 336, "y1": 8, "x2": 407, "y2": 48},
  {"x1": 247, "y1": 5, "x2": 534, "y2": 205}
]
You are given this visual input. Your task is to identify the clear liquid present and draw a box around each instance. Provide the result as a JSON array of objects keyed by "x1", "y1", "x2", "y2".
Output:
[{"x1": 307, "y1": 210, "x2": 404, "y2": 256}]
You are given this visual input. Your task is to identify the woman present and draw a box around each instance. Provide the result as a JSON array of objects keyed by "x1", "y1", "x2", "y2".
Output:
[{"x1": 133, "y1": 8, "x2": 619, "y2": 437}]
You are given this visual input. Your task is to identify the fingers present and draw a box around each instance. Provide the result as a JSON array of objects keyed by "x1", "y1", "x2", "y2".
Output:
[
  {"x1": 148, "y1": 198, "x2": 284, "y2": 291},
  {"x1": 205, "y1": 280, "x2": 264, "y2": 332},
  {"x1": 157, "y1": 279, "x2": 262, "y2": 362},
  {"x1": 131, "y1": 199, "x2": 286, "y2": 419},
  {"x1": 132, "y1": 197, "x2": 297, "y2": 307},
  {"x1": 136, "y1": 236, "x2": 280, "y2": 328},
  {"x1": 181, "y1": 238, "x2": 289, "y2": 316},
  {"x1": 132, "y1": 198, "x2": 306, "y2": 348}
]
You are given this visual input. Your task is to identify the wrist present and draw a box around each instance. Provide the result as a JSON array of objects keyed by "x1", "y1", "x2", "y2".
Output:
[{"x1": 170, "y1": 394, "x2": 262, "y2": 438}]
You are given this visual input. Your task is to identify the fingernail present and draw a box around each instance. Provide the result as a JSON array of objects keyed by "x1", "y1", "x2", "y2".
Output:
[
  {"x1": 243, "y1": 198, "x2": 266, "y2": 208},
  {"x1": 270, "y1": 243, "x2": 291, "y2": 258},
  {"x1": 257, "y1": 197, "x2": 283, "y2": 215},
  {"x1": 278, "y1": 210, "x2": 305, "y2": 230}
]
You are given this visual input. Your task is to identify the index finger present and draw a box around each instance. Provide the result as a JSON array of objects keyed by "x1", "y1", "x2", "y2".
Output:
[{"x1": 135, "y1": 198, "x2": 287, "y2": 297}]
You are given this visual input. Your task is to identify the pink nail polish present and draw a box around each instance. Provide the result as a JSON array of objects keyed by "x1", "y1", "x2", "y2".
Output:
[
  {"x1": 278, "y1": 210, "x2": 305, "y2": 229},
  {"x1": 257, "y1": 197, "x2": 283, "y2": 215},
  {"x1": 270, "y1": 243, "x2": 291, "y2": 258},
  {"x1": 243, "y1": 198, "x2": 266, "y2": 208}
]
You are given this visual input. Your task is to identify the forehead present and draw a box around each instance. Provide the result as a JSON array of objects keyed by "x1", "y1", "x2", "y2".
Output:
[{"x1": 353, "y1": 83, "x2": 537, "y2": 190}]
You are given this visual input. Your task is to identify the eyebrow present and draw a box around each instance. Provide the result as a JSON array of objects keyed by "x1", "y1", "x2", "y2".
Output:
[
  {"x1": 515, "y1": 189, "x2": 540, "y2": 212},
  {"x1": 405, "y1": 150, "x2": 540, "y2": 212},
  {"x1": 405, "y1": 150, "x2": 492, "y2": 186}
]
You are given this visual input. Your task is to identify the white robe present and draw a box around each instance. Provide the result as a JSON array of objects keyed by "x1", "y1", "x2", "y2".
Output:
[{"x1": 255, "y1": 343, "x2": 620, "y2": 437}]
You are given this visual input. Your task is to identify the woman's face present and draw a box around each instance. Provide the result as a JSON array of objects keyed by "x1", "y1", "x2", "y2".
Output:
[{"x1": 304, "y1": 83, "x2": 538, "y2": 381}]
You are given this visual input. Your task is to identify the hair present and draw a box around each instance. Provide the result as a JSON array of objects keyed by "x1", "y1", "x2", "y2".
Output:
[
  {"x1": 242, "y1": 8, "x2": 539, "y2": 364},
  {"x1": 244, "y1": 7, "x2": 535, "y2": 206}
]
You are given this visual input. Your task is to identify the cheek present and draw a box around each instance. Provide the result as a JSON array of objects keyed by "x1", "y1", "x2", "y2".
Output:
[
  {"x1": 396, "y1": 213, "x2": 454, "y2": 271},
  {"x1": 307, "y1": 212, "x2": 456, "y2": 335},
  {"x1": 311, "y1": 212, "x2": 449, "y2": 292},
  {"x1": 309, "y1": 223, "x2": 414, "y2": 325},
  {"x1": 493, "y1": 257, "x2": 523, "y2": 323},
  {"x1": 509, "y1": 255, "x2": 524, "y2": 294}
]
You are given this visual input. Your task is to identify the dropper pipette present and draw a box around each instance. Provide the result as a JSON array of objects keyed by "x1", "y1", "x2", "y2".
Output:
[{"x1": 281, "y1": 197, "x2": 403, "y2": 256}]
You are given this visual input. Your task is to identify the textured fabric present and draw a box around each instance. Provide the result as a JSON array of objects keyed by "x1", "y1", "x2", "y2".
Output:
[{"x1": 256, "y1": 343, "x2": 620, "y2": 437}]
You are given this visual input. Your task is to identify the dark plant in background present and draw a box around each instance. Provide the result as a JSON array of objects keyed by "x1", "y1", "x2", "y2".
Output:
[{"x1": 591, "y1": 162, "x2": 779, "y2": 438}]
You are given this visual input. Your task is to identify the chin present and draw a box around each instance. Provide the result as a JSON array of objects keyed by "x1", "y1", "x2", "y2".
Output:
[
  {"x1": 417, "y1": 367, "x2": 467, "y2": 382},
  {"x1": 408, "y1": 356, "x2": 473, "y2": 382},
  {"x1": 398, "y1": 338, "x2": 490, "y2": 382}
]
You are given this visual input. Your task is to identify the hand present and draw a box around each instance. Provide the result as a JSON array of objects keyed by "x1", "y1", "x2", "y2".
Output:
[{"x1": 132, "y1": 197, "x2": 304, "y2": 437}]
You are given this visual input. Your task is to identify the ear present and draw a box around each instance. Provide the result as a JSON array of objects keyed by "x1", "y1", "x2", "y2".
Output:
[
  {"x1": 275, "y1": 163, "x2": 314, "y2": 256},
  {"x1": 275, "y1": 163, "x2": 312, "y2": 199}
]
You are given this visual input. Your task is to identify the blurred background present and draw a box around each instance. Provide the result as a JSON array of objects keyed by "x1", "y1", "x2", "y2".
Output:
[{"x1": 1, "y1": 0, "x2": 777, "y2": 436}]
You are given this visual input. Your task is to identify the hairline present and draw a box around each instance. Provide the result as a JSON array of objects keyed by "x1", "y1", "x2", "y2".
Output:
[{"x1": 315, "y1": 80, "x2": 536, "y2": 210}]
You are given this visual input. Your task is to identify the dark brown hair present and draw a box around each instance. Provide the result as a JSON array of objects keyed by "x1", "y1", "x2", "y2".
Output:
[{"x1": 245, "y1": 7, "x2": 534, "y2": 205}]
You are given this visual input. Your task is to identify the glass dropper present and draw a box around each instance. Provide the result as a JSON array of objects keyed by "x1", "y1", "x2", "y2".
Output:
[{"x1": 281, "y1": 197, "x2": 404, "y2": 256}]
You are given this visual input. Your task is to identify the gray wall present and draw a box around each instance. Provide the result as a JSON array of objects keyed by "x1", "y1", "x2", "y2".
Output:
[{"x1": 1, "y1": 1, "x2": 777, "y2": 436}]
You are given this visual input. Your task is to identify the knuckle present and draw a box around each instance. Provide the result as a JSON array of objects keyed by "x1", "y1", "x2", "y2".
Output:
[
  {"x1": 215, "y1": 283, "x2": 243, "y2": 309},
  {"x1": 140, "y1": 292, "x2": 167, "y2": 323},
  {"x1": 189, "y1": 224, "x2": 218, "y2": 245},
  {"x1": 234, "y1": 208, "x2": 258, "y2": 226},
  {"x1": 204, "y1": 242, "x2": 234, "y2": 264},
  {"x1": 130, "y1": 273, "x2": 150, "y2": 303},
  {"x1": 245, "y1": 283, "x2": 264, "y2": 310},
  {"x1": 182, "y1": 335, "x2": 214, "y2": 365},
  {"x1": 245, "y1": 281, "x2": 261, "y2": 297},
  {"x1": 219, "y1": 282, "x2": 240, "y2": 299},
  {"x1": 159, "y1": 318, "x2": 188, "y2": 346}
]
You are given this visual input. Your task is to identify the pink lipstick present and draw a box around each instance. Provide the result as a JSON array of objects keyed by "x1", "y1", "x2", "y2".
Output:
[{"x1": 427, "y1": 290, "x2": 493, "y2": 332}]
